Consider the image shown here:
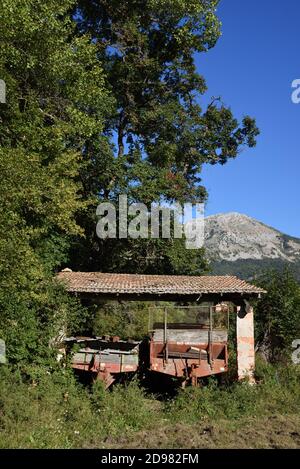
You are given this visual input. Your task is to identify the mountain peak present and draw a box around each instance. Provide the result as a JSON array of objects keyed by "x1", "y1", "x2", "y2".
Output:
[
  {"x1": 204, "y1": 212, "x2": 300, "y2": 263},
  {"x1": 206, "y1": 212, "x2": 253, "y2": 222}
]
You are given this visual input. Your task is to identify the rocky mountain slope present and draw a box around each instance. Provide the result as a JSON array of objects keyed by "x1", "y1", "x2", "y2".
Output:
[{"x1": 203, "y1": 212, "x2": 300, "y2": 280}]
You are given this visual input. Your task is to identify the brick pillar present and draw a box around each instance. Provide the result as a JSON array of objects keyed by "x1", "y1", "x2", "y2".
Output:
[{"x1": 236, "y1": 304, "x2": 255, "y2": 383}]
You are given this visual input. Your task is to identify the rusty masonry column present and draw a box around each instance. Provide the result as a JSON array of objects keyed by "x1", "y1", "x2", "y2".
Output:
[{"x1": 236, "y1": 304, "x2": 255, "y2": 383}]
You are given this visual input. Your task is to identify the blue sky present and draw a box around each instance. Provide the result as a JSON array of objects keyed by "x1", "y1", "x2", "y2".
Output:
[{"x1": 197, "y1": 0, "x2": 300, "y2": 237}]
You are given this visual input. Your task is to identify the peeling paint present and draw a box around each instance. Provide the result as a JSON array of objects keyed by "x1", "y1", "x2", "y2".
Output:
[{"x1": 236, "y1": 305, "x2": 255, "y2": 383}]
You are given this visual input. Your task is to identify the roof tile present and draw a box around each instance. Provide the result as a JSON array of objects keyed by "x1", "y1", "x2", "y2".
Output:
[{"x1": 57, "y1": 271, "x2": 266, "y2": 296}]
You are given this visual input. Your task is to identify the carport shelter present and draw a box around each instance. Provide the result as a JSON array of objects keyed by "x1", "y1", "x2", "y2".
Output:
[{"x1": 57, "y1": 270, "x2": 266, "y2": 381}]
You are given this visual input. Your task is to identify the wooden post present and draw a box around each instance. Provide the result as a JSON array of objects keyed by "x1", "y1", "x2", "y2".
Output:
[{"x1": 236, "y1": 304, "x2": 255, "y2": 383}]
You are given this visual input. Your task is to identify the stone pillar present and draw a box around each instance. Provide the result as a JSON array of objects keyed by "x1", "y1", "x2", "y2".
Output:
[{"x1": 236, "y1": 304, "x2": 255, "y2": 383}]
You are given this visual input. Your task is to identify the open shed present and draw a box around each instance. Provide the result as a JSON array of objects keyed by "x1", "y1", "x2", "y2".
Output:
[{"x1": 57, "y1": 270, "x2": 266, "y2": 382}]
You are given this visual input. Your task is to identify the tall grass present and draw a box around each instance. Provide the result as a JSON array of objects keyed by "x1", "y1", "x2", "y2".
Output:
[
  {"x1": 0, "y1": 366, "x2": 154, "y2": 448},
  {"x1": 165, "y1": 360, "x2": 300, "y2": 424},
  {"x1": 0, "y1": 359, "x2": 299, "y2": 448}
]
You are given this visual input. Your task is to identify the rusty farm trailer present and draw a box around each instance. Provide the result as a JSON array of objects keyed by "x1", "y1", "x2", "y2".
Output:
[
  {"x1": 57, "y1": 271, "x2": 265, "y2": 387},
  {"x1": 64, "y1": 336, "x2": 139, "y2": 388},
  {"x1": 142, "y1": 304, "x2": 229, "y2": 386}
]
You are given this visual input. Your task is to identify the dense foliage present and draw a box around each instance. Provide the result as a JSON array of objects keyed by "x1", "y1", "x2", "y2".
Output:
[
  {"x1": 255, "y1": 269, "x2": 300, "y2": 362},
  {"x1": 0, "y1": 0, "x2": 260, "y2": 364},
  {"x1": 211, "y1": 258, "x2": 300, "y2": 283},
  {"x1": 70, "y1": 0, "x2": 259, "y2": 272},
  {"x1": 0, "y1": 2, "x2": 299, "y2": 451},
  {"x1": 0, "y1": 361, "x2": 299, "y2": 448},
  {"x1": 0, "y1": 0, "x2": 111, "y2": 362}
]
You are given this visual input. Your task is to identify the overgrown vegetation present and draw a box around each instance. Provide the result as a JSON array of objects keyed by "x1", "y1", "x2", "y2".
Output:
[
  {"x1": 0, "y1": 359, "x2": 299, "y2": 449},
  {"x1": 0, "y1": 0, "x2": 259, "y2": 364},
  {"x1": 255, "y1": 269, "x2": 300, "y2": 362},
  {"x1": 0, "y1": 0, "x2": 111, "y2": 364},
  {"x1": 1, "y1": 269, "x2": 299, "y2": 449},
  {"x1": 0, "y1": 0, "x2": 299, "y2": 450}
]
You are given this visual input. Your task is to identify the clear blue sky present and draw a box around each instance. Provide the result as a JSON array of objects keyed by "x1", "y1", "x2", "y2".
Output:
[{"x1": 197, "y1": 0, "x2": 300, "y2": 237}]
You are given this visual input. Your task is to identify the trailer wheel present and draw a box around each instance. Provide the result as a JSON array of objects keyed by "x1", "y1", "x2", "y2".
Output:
[{"x1": 95, "y1": 370, "x2": 115, "y2": 389}]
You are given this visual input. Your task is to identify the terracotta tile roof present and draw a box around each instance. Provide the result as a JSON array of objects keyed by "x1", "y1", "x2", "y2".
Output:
[{"x1": 57, "y1": 270, "x2": 265, "y2": 296}]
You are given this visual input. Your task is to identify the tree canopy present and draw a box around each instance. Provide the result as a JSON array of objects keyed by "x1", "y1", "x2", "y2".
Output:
[
  {"x1": 68, "y1": 0, "x2": 259, "y2": 272},
  {"x1": 0, "y1": 0, "x2": 259, "y2": 362},
  {"x1": 0, "y1": 0, "x2": 111, "y2": 361}
]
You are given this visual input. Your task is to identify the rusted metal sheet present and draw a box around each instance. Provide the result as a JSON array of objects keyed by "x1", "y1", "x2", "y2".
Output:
[
  {"x1": 144, "y1": 305, "x2": 229, "y2": 386},
  {"x1": 152, "y1": 325, "x2": 228, "y2": 344},
  {"x1": 147, "y1": 339, "x2": 228, "y2": 384}
]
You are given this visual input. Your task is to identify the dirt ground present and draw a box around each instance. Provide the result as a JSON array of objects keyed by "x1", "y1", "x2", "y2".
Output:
[{"x1": 103, "y1": 414, "x2": 300, "y2": 449}]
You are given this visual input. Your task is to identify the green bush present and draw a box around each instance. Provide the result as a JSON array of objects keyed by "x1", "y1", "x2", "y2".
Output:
[
  {"x1": 164, "y1": 358, "x2": 300, "y2": 424},
  {"x1": 0, "y1": 366, "x2": 155, "y2": 448},
  {"x1": 0, "y1": 359, "x2": 299, "y2": 448},
  {"x1": 255, "y1": 269, "x2": 300, "y2": 361}
]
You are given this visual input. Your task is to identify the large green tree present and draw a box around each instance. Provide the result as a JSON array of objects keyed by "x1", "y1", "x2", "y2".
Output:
[
  {"x1": 0, "y1": 0, "x2": 112, "y2": 362},
  {"x1": 69, "y1": 0, "x2": 259, "y2": 273},
  {"x1": 0, "y1": 0, "x2": 260, "y2": 361}
]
